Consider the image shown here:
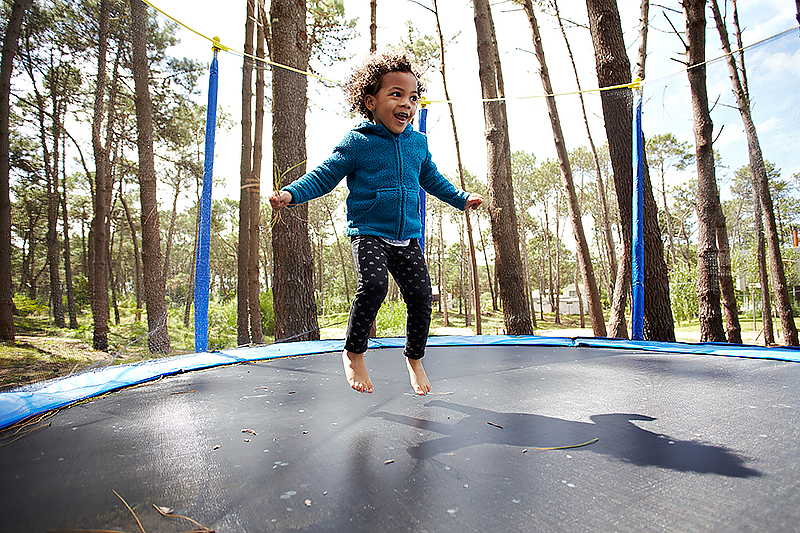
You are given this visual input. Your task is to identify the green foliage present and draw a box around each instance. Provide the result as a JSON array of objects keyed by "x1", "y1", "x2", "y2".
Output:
[
  {"x1": 669, "y1": 261, "x2": 699, "y2": 325},
  {"x1": 72, "y1": 275, "x2": 91, "y2": 310},
  {"x1": 12, "y1": 294, "x2": 48, "y2": 317},
  {"x1": 376, "y1": 300, "x2": 407, "y2": 337},
  {"x1": 207, "y1": 299, "x2": 238, "y2": 351},
  {"x1": 260, "y1": 290, "x2": 275, "y2": 338}
]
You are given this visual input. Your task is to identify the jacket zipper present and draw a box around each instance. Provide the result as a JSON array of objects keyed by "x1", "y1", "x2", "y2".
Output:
[{"x1": 396, "y1": 135, "x2": 404, "y2": 239}]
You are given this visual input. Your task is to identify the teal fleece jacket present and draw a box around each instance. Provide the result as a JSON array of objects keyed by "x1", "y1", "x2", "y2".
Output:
[{"x1": 283, "y1": 121, "x2": 470, "y2": 240}]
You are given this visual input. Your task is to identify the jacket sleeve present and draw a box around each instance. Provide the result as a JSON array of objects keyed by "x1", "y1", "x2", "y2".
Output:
[
  {"x1": 418, "y1": 142, "x2": 469, "y2": 211},
  {"x1": 282, "y1": 132, "x2": 358, "y2": 206}
]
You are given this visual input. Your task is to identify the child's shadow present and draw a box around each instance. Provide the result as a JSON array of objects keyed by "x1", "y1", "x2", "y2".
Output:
[{"x1": 372, "y1": 400, "x2": 761, "y2": 478}]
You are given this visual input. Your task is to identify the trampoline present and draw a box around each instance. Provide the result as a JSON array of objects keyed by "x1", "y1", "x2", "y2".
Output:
[{"x1": 1, "y1": 335, "x2": 799, "y2": 532}]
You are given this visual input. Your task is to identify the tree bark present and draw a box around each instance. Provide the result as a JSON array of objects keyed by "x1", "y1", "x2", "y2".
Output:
[
  {"x1": 523, "y1": 0, "x2": 605, "y2": 336},
  {"x1": 61, "y1": 141, "x2": 78, "y2": 328},
  {"x1": 269, "y1": 0, "x2": 320, "y2": 343},
  {"x1": 119, "y1": 190, "x2": 142, "y2": 322},
  {"x1": 472, "y1": 0, "x2": 533, "y2": 335},
  {"x1": 238, "y1": 0, "x2": 255, "y2": 345},
  {"x1": 753, "y1": 183, "x2": 775, "y2": 345},
  {"x1": 248, "y1": 0, "x2": 266, "y2": 344},
  {"x1": 130, "y1": 0, "x2": 170, "y2": 353},
  {"x1": 553, "y1": 0, "x2": 617, "y2": 294},
  {"x1": 684, "y1": 0, "x2": 726, "y2": 342},
  {"x1": 585, "y1": 0, "x2": 675, "y2": 341},
  {"x1": 369, "y1": 0, "x2": 377, "y2": 53},
  {"x1": 431, "y1": 0, "x2": 481, "y2": 334},
  {"x1": 475, "y1": 216, "x2": 496, "y2": 311},
  {"x1": 0, "y1": 0, "x2": 34, "y2": 340},
  {"x1": 716, "y1": 200, "x2": 742, "y2": 343},
  {"x1": 90, "y1": 0, "x2": 113, "y2": 351}
]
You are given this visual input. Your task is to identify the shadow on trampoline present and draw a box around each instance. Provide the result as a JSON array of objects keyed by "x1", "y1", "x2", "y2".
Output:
[{"x1": 374, "y1": 400, "x2": 761, "y2": 478}]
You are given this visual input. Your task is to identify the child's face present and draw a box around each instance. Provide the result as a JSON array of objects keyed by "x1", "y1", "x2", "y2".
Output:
[{"x1": 364, "y1": 71, "x2": 419, "y2": 134}]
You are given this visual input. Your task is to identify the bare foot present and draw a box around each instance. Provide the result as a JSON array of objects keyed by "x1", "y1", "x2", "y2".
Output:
[
  {"x1": 342, "y1": 350, "x2": 373, "y2": 393},
  {"x1": 406, "y1": 358, "x2": 431, "y2": 395}
]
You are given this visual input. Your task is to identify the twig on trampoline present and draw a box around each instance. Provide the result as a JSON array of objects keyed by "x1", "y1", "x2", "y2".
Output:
[
  {"x1": 524, "y1": 437, "x2": 600, "y2": 451},
  {"x1": 153, "y1": 503, "x2": 213, "y2": 532},
  {"x1": 0, "y1": 411, "x2": 56, "y2": 447},
  {"x1": 112, "y1": 490, "x2": 145, "y2": 533}
]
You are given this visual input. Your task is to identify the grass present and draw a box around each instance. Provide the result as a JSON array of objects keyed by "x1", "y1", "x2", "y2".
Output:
[{"x1": 2, "y1": 305, "x2": 795, "y2": 392}]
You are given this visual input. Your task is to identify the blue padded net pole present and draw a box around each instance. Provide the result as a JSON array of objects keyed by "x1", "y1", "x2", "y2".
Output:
[
  {"x1": 418, "y1": 105, "x2": 428, "y2": 252},
  {"x1": 194, "y1": 47, "x2": 219, "y2": 353},
  {"x1": 631, "y1": 81, "x2": 645, "y2": 340}
]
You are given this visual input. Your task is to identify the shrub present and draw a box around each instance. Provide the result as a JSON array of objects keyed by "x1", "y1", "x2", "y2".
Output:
[
  {"x1": 12, "y1": 295, "x2": 48, "y2": 317},
  {"x1": 376, "y1": 300, "x2": 407, "y2": 337},
  {"x1": 260, "y1": 290, "x2": 275, "y2": 338}
]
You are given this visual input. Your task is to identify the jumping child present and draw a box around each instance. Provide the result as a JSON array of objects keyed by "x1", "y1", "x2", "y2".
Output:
[{"x1": 269, "y1": 49, "x2": 483, "y2": 395}]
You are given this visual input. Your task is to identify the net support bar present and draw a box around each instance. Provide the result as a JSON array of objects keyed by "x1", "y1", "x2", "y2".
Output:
[
  {"x1": 194, "y1": 49, "x2": 219, "y2": 353},
  {"x1": 631, "y1": 83, "x2": 645, "y2": 340}
]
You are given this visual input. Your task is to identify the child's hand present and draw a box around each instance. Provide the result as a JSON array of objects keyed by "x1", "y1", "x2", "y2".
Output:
[
  {"x1": 269, "y1": 190, "x2": 293, "y2": 210},
  {"x1": 465, "y1": 193, "x2": 483, "y2": 210}
]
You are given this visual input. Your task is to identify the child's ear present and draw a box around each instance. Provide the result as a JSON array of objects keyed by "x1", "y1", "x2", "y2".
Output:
[{"x1": 364, "y1": 94, "x2": 375, "y2": 112}]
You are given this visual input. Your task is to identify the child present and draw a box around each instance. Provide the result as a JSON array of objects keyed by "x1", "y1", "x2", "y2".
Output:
[{"x1": 270, "y1": 50, "x2": 483, "y2": 395}]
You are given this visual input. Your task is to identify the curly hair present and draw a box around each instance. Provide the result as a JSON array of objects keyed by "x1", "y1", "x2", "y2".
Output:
[{"x1": 343, "y1": 49, "x2": 426, "y2": 121}]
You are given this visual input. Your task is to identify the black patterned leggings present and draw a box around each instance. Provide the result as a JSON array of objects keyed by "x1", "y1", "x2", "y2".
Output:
[{"x1": 344, "y1": 236, "x2": 432, "y2": 359}]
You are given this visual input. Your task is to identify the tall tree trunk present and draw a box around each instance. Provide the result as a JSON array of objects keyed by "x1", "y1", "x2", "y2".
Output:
[
  {"x1": 46, "y1": 135, "x2": 64, "y2": 327},
  {"x1": 553, "y1": 0, "x2": 617, "y2": 293},
  {"x1": 51, "y1": 70, "x2": 70, "y2": 328},
  {"x1": 754, "y1": 184, "x2": 774, "y2": 345},
  {"x1": 109, "y1": 221, "x2": 120, "y2": 325},
  {"x1": 0, "y1": 0, "x2": 33, "y2": 340},
  {"x1": 716, "y1": 200, "x2": 742, "y2": 343},
  {"x1": 61, "y1": 141, "x2": 77, "y2": 328},
  {"x1": 554, "y1": 193, "x2": 562, "y2": 325},
  {"x1": 42, "y1": 80, "x2": 65, "y2": 328},
  {"x1": 685, "y1": 0, "x2": 726, "y2": 342},
  {"x1": 523, "y1": 0, "x2": 605, "y2": 336},
  {"x1": 248, "y1": 0, "x2": 266, "y2": 345},
  {"x1": 634, "y1": 0, "x2": 649, "y2": 79},
  {"x1": 576, "y1": 266, "x2": 585, "y2": 328},
  {"x1": 709, "y1": 0, "x2": 797, "y2": 345},
  {"x1": 476, "y1": 216, "x2": 496, "y2": 311},
  {"x1": 238, "y1": 0, "x2": 255, "y2": 345},
  {"x1": 432, "y1": 0, "x2": 482, "y2": 333},
  {"x1": 90, "y1": 0, "x2": 113, "y2": 351},
  {"x1": 608, "y1": 246, "x2": 631, "y2": 338},
  {"x1": 25, "y1": 51, "x2": 65, "y2": 327},
  {"x1": 130, "y1": 0, "x2": 170, "y2": 353},
  {"x1": 184, "y1": 207, "x2": 198, "y2": 328},
  {"x1": 473, "y1": 0, "x2": 532, "y2": 334},
  {"x1": 269, "y1": 0, "x2": 320, "y2": 342},
  {"x1": 545, "y1": 205, "x2": 554, "y2": 312},
  {"x1": 659, "y1": 166, "x2": 677, "y2": 268},
  {"x1": 119, "y1": 191, "x2": 142, "y2": 322},
  {"x1": 585, "y1": 0, "x2": 675, "y2": 341},
  {"x1": 369, "y1": 0, "x2": 377, "y2": 53}
]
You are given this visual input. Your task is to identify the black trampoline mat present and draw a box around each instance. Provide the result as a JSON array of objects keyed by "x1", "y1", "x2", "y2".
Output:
[{"x1": 1, "y1": 344, "x2": 799, "y2": 532}]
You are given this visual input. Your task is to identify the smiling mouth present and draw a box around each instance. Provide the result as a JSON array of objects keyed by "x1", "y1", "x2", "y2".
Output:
[{"x1": 395, "y1": 112, "x2": 409, "y2": 122}]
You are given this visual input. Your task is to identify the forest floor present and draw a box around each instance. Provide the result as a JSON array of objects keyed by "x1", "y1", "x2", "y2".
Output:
[{"x1": 0, "y1": 309, "x2": 792, "y2": 392}]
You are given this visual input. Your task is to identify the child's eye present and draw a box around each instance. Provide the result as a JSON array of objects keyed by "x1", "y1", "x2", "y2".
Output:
[{"x1": 410, "y1": 95, "x2": 418, "y2": 102}]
